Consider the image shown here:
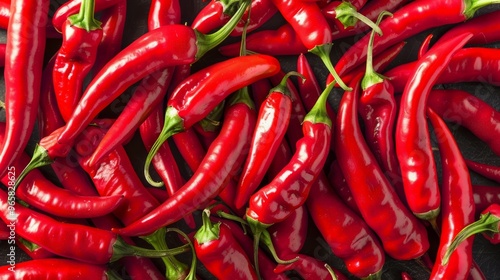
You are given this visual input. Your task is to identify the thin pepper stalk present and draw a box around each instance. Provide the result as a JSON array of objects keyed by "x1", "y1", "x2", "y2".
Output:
[
  {"x1": 113, "y1": 86, "x2": 257, "y2": 236},
  {"x1": 443, "y1": 204, "x2": 500, "y2": 265},
  {"x1": 14, "y1": 0, "x2": 252, "y2": 188},
  {"x1": 427, "y1": 108, "x2": 475, "y2": 279},
  {"x1": 246, "y1": 81, "x2": 336, "y2": 273},
  {"x1": 140, "y1": 228, "x2": 192, "y2": 280},
  {"x1": 51, "y1": 0, "x2": 122, "y2": 31},
  {"x1": 53, "y1": 0, "x2": 103, "y2": 122},
  {"x1": 0, "y1": 0, "x2": 49, "y2": 178}
]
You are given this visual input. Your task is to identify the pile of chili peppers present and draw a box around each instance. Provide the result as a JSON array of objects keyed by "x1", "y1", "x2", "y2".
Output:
[{"x1": 1, "y1": 0, "x2": 500, "y2": 279}]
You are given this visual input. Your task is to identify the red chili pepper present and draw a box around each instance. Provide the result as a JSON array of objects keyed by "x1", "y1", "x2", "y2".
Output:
[
  {"x1": 1, "y1": 149, "x2": 124, "y2": 219},
  {"x1": 15, "y1": 0, "x2": 251, "y2": 186},
  {"x1": 142, "y1": 54, "x2": 279, "y2": 186},
  {"x1": 219, "y1": 23, "x2": 309, "y2": 56},
  {"x1": 275, "y1": 253, "x2": 349, "y2": 280},
  {"x1": 86, "y1": 66, "x2": 175, "y2": 166},
  {"x1": 466, "y1": 160, "x2": 500, "y2": 184},
  {"x1": 0, "y1": 0, "x2": 49, "y2": 178},
  {"x1": 386, "y1": 47, "x2": 500, "y2": 93},
  {"x1": 15, "y1": 237, "x2": 55, "y2": 259},
  {"x1": 427, "y1": 89, "x2": 500, "y2": 157},
  {"x1": 192, "y1": 101, "x2": 225, "y2": 150},
  {"x1": 268, "y1": 205, "x2": 308, "y2": 258},
  {"x1": 52, "y1": 0, "x2": 123, "y2": 32},
  {"x1": 427, "y1": 108, "x2": 475, "y2": 279},
  {"x1": 114, "y1": 88, "x2": 256, "y2": 236},
  {"x1": 0, "y1": 189, "x2": 189, "y2": 264},
  {"x1": 444, "y1": 203, "x2": 500, "y2": 266},
  {"x1": 326, "y1": 160, "x2": 360, "y2": 214},
  {"x1": 395, "y1": 33, "x2": 472, "y2": 221},
  {"x1": 194, "y1": 209, "x2": 258, "y2": 280},
  {"x1": 234, "y1": 72, "x2": 299, "y2": 209},
  {"x1": 0, "y1": 0, "x2": 60, "y2": 38},
  {"x1": 245, "y1": 82, "x2": 334, "y2": 270},
  {"x1": 306, "y1": 172, "x2": 385, "y2": 278},
  {"x1": 0, "y1": 43, "x2": 6, "y2": 67},
  {"x1": 74, "y1": 125, "x2": 162, "y2": 226},
  {"x1": 91, "y1": 0, "x2": 127, "y2": 76},
  {"x1": 211, "y1": 214, "x2": 289, "y2": 280},
  {"x1": 334, "y1": 0, "x2": 500, "y2": 77},
  {"x1": 53, "y1": 0, "x2": 104, "y2": 122},
  {"x1": 0, "y1": 258, "x2": 121, "y2": 279},
  {"x1": 149, "y1": 0, "x2": 180, "y2": 31},
  {"x1": 270, "y1": 0, "x2": 357, "y2": 90},
  {"x1": 335, "y1": 77, "x2": 429, "y2": 260},
  {"x1": 193, "y1": 0, "x2": 277, "y2": 36},
  {"x1": 358, "y1": 12, "x2": 406, "y2": 202}
]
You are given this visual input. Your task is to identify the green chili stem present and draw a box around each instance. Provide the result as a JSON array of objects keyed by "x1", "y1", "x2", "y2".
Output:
[
  {"x1": 310, "y1": 44, "x2": 351, "y2": 91},
  {"x1": 15, "y1": 145, "x2": 53, "y2": 191},
  {"x1": 68, "y1": 0, "x2": 101, "y2": 31}
]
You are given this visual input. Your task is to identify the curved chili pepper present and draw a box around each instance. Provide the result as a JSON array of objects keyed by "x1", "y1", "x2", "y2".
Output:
[
  {"x1": 395, "y1": 33, "x2": 472, "y2": 221},
  {"x1": 427, "y1": 89, "x2": 500, "y2": 157},
  {"x1": 275, "y1": 254, "x2": 349, "y2": 280},
  {"x1": 245, "y1": 82, "x2": 334, "y2": 271},
  {"x1": 334, "y1": 0, "x2": 500, "y2": 77},
  {"x1": 427, "y1": 108, "x2": 475, "y2": 279},
  {"x1": 271, "y1": 0, "x2": 355, "y2": 90},
  {"x1": 219, "y1": 23, "x2": 309, "y2": 56},
  {"x1": 15, "y1": 0, "x2": 251, "y2": 186},
  {"x1": 149, "y1": 0, "x2": 180, "y2": 31},
  {"x1": 114, "y1": 88, "x2": 256, "y2": 236},
  {"x1": 386, "y1": 48, "x2": 500, "y2": 93},
  {"x1": 234, "y1": 72, "x2": 298, "y2": 209},
  {"x1": 306, "y1": 172, "x2": 385, "y2": 278},
  {"x1": 52, "y1": 0, "x2": 123, "y2": 32},
  {"x1": 268, "y1": 205, "x2": 308, "y2": 258},
  {"x1": 0, "y1": 258, "x2": 121, "y2": 280},
  {"x1": 0, "y1": 189, "x2": 189, "y2": 264},
  {"x1": 143, "y1": 54, "x2": 279, "y2": 186},
  {"x1": 194, "y1": 209, "x2": 258, "y2": 280},
  {"x1": 91, "y1": 0, "x2": 127, "y2": 76},
  {"x1": 444, "y1": 203, "x2": 500, "y2": 266},
  {"x1": 358, "y1": 12, "x2": 406, "y2": 202},
  {"x1": 0, "y1": 0, "x2": 49, "y2": 178},
  {"x1": 466, "y1": 160, "x2": 500, "y2": 184},
  {"x1": 335, "y1": 77, "x2": 429, "y2": 260},
  {"x1": 53, "y1": 0, "x2": 103, "y2": 122},
  {"x1": 74, "y1": 125, "x2": 162, "y2": 226}
]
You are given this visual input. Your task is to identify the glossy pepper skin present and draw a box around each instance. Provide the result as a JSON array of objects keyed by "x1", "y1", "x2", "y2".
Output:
[
  {"x1": 234, "y1": 73, "x2": 296, "y2": 209},
  {"x1": 14, "y1": 0, "x2": 251, "y2": 187},
  {"x1": 52, "y1": 0, "x2": 123, "y2": 32},
  {"x1": 386, "y1": 47, "x2": 500, "y2": 93},
  {"x1": 427, "y1": 108, "x2": 475, "y2": 280},
  {"x1": 0, "y1": 259, "x2": 121, "y2": 280},
  {"x1": 114, "y1": 90, "x2": 256, "y2": 236},
  {"x1": 306, "y1": 172, "x2": 385, "y2": 279},
  {"x1": 143, "y1": 54, "x2": 280, "y2": 186},
  {"x1": 427, "y1": 89, "x2": 500, "y2": 157},
  {"x1": 335, "y1": 78, "x2": 429, "y2": 260},
  {"x1": 395, "y1": 33, "x2": 472, "y2": 221},
  {"x1": 0, "y1": 189, "x2": 187, "y2": 264},
  {"x1": 0, "y1": 0, "x2": 49, "y2": 178},
  {"x1": 274, "y1": 253, "x2": 349, "y2": 280},
  {"x1": 466, "y1": 161, "x2": 500, "y2": 185},
  {"x1": 53, "y1": 0, "x2": 104, "y2": 122},
  {"x1": 334, "y1": 0, "x2": 500, "y2": 77},
  {"x1": 194, "y1": 210, "x2": 258, "y2": 280},
  {"x1": 74, "y1": 125, "x2": 161, "y2": 226}
]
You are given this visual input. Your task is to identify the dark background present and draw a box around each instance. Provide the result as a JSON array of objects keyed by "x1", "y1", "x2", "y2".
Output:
[{"x1": 1, "y1": 0, "x2": 500, "y2": 279}]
